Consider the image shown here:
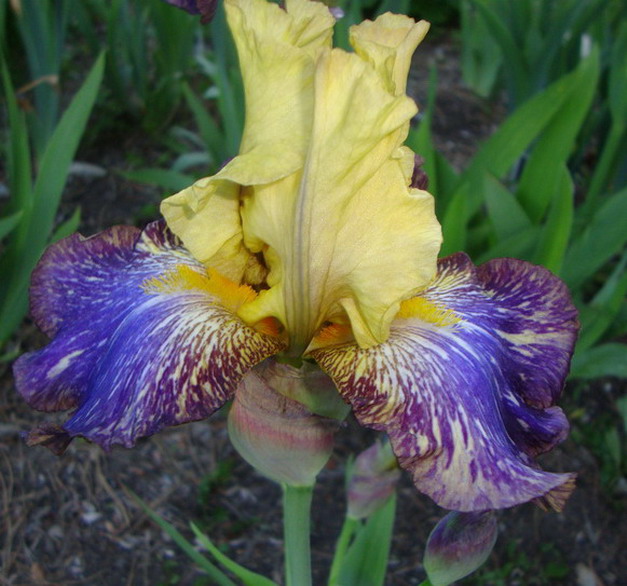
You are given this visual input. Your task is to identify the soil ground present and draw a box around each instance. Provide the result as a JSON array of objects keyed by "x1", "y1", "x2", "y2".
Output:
[{"x1": 1, "y1": 35, "x2": 625, "y2": 586}]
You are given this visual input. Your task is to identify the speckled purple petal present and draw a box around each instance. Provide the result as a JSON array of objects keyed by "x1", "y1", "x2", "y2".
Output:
[
  {"x1": 313, "y1": 253, "x2": 578, "y2": 512},
  {"x1": 14, "y1": 221, "x2": 283, "y2": 452}
]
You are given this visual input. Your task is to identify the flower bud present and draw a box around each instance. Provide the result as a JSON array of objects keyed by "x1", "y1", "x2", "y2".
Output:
[
  {"x1": 347, "y1": 440, "x2": 400, "y2": 520},
  {"x1": 423, "y1": 511, "x2": 498, "y2": 586},
  {"x1": 228, "y1": 361, "x2": 340, "y2": 487}
]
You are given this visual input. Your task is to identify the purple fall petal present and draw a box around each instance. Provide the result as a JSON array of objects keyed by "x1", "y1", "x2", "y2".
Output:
[
  {"x1": 14, "y1": 221, "x2": 283, "y2": 452},
  {"x1": 313, "y1": 253, "x2": 578, "y2": 512}
]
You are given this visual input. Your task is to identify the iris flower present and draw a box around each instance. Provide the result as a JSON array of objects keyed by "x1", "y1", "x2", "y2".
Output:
[{"x1": 14, "y1": 0, "x2": 577, "y2": 513}]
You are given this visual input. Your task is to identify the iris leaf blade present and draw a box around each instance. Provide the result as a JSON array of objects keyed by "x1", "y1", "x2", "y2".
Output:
[
  {"x1": 533, "y1": 165, "x2": 574, "y2": 273},
  {"x1": 562, "y1": 186, "x2": 627, "y2": 289},
  {"x1": 334, "y1": 495, "x2": 396, "y2": 586},
  {"x1": 482, "y1": 172, "x2": 532, "y2": 242},
  {"x1": 570, "y1": 343, "x2": 627, "y2": 379},
  {"x1": 457, "y1": 60, "x2": 593, "y2": 216},
  {"x1": 190, "y1": 522, "x2": 278, "y2": 586},
  {"x1": 516, "y1": 48, "x2": 599, "y2": 223},
  {"x1": 123, "y1": 168, "x2": 194, "y2": 192},
  {"x1": 132, "y1": 493, "x2": 236, "y2": 586},
  {"x1": 0, "y1": 212, "x2": 24, "y2": 241}
]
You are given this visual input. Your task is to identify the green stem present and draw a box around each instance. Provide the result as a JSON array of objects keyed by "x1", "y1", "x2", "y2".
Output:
[{"x1": 282, "y1": 484, "x2": 314, "y2": 586}]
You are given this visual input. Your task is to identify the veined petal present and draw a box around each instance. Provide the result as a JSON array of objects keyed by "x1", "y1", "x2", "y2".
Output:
[
  {"x1": 312, "y1": 253, "x2": 578, "y2": 512},
  {"x1": 13, "y1": 221, "x2": 283, "y2": 452},
  {"x1": 161, "y1": 0, "x2": 334, "y2": 269},
  {"x1": 160, "y1": 177, "x2": 256, "y2": 281},
  {"x1": 350, "y1": 13, "x2": 430, "y2": 96},
  {"x1": 239, "y1": 15, "x2": 441, "y2": 351},
  {"x1": 227, "y1": 0, "x2": 334, "y2": 160}
]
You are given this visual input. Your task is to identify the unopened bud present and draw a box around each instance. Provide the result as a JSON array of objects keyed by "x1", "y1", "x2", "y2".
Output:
[
  {"x1": 347, "y1": 440, "x2": 400, "y2": 520},
  {"x1": 424, "y1": 511, "x2": 498, "y2": 586},
  {"x1": 228, "y1": 361, "x2": 340, "y2": 487}
]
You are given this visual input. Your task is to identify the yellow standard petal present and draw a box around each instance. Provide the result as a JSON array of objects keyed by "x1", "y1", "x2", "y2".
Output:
[
  {"x1": 161, "y1": 0, "x2": 334, "y2": 281},
  {"x1": 239, "y1": 12, "x2": 442, "y2": 351}
]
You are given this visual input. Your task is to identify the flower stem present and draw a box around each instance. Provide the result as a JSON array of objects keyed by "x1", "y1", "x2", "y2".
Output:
[{"x1": 282, "y1": 483, "x2": 314, "y2": 586}]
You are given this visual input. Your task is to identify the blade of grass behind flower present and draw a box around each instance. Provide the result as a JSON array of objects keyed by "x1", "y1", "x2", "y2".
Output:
[
  {"x1": 407, "y1": 65, "x2": 459, "y2": 214},
  {"x1": 516, "y1": 48, "x2": 599, "y2": 223},
  {"x1": 482, "y1": 173, "x2": 532, "y2": 243},
  {"x1": 476, "y1": 226, "x2": 541, "y2": 264},
  {"x1": 468, "y1": 0, "x2": 529, "y2": 105},
  {"x1": 570, "y1": 343, "x2": 627, "y2": 379},
  {"x1": 575, "y1": 251, "x2": 627, "y2": 352},
  {"x1": 561, "y1": 185, "x2": 627, "y2": 289},
  {"x1": 440, "y1": 186, "x2": 468, "y2": 256},
  {"x1": 533, "y1": 165, "x2": 574, "y2": 273},
  {"x1": 1, "y1": 57, "x2": 32, "y2": 220},
  {"x1": 585, "y1": 21, "x2": 627, "y2": 208},
  {"x1": 210, "y1": 2, "x2": 244, "y2": 157},
  {"x1": 132, "y1": 493, "x2": 236, "y2": 586},
  {"x1": 190, "y1": 522, "x2": 278, "y2": 586},
  {"x1": 50, "y1": 208, "x2": 81, "y2": 243},
  {"x1": 0, "y1": 52, "x2": 105, "y2": 345},
  {"x1": 182, "y1": 82, "x2": 227, "y2": 167},
  {"x1": 0, "y1": 56, "x2": 33, "y2": 346},
  {"x1": 452, "y1": 59, "x2": 593, "y2": 219},
  {"x1": 123, "y1": 169, "x2": 195, "y2": 193},
  {"x1": 0, "y1": 212, "x2": 23, "y2": 241}
]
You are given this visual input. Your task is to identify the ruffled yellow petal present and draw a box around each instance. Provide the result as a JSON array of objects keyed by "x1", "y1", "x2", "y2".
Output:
[
  {"x1": 163, "y1": 1, "x2": 442, "y2": 353},
  {"x1": 239, "y1": 14, "x2": 441, "y2": 350},
  {"x1": 161, "y1": 0, "x2": 334, "y2": 279},
  {"x1": 160, "y1": 177, "x2": 252, "y2": 282},
  {"x1": 350, "y1": 13, "x2": 430, "y2": 96},
  {"x1": 223, "y1": 0, "x2": 334, "y2": 180}
]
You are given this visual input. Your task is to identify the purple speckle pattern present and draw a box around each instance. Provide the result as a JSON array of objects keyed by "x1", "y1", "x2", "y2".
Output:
[
  {"x1": 14, "y1": 221, "x2": 283, "y2": 452},
  {"x1": 313, "y1": 253, "x2": 578, "y2": 512}
]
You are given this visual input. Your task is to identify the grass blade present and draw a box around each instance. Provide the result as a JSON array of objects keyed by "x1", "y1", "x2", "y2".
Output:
[
  {"x1": 190, "y1": 523, "x2": 278, "y2": 586},
  {"x1": 132, "y1": 493, "x2": 236, "y2": 586}
]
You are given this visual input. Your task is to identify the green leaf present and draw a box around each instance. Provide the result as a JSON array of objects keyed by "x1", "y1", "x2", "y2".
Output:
[
  {"x1": 182, "y1": 82, "x2": 226, "y2": 166},
  {"x1": 562, "y1": 186, "x2": 627, "y2": 289},
  {"x1": 132, "y1": 493, "x2": 236, "y2": 586},
  {"x1": 468, "y1": 0, "x2": 530, "y2": 104},
  {"x1": 407, "y1": 66, "x2": 439, "y2": 193},
  {"x1": 30, "y1": 51, "x2": 106, "y2": 246},
  {"x1": 516, "y1": 48, "x2": 600, "y2": 222},
  {"x1": 608, "y1": 21, "x2": 627, "y2": 128},
  {"x1": 1, "y1": 56, "x2": 33, "y2": 220},
  {"x1": 477, "y1": 225, "x2": 541, "y2": 264},
  {"x1": 460, "y1": 1, "x2": 502, "y2": 98},
  {"x1": 482, "y1": 173, "x2": 532, "y2": 242},
  {"x1": 0, "y1": 52, "x2": 105, "y2": 346},
  {"x1": 190, "y1": 523, "x2": 277, "y2": 586},
  {"x1": 586, "y1": 22, "x2": 627, "y2": 204},
  {"x1": 441, "y1": 187, "x2": 468, "y2": 256},
  {"x1": 576, "y1": 251, "x2": 627, "y2": 351},
  {"x1": 458, "y1": 60, "x2": 598, "y2": 217},
  {"x1": 123, "y1": 168, "x2": 194, "y2": 192},
  {"x1": 570, "y1": 343, "x2": 627, "y2": 379},
  {"x1": 533, "y1": 165, "x2": 573, "y2": 273},
  {"x1": 335, "y1": 495, "x2": 396, "y2": 586},
  {"x1": 50, "y1": 207, "x2": 81, "y2": 243},
  {"x1": 0, "y1": 211, "x2": 23, "y2": 240}
]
